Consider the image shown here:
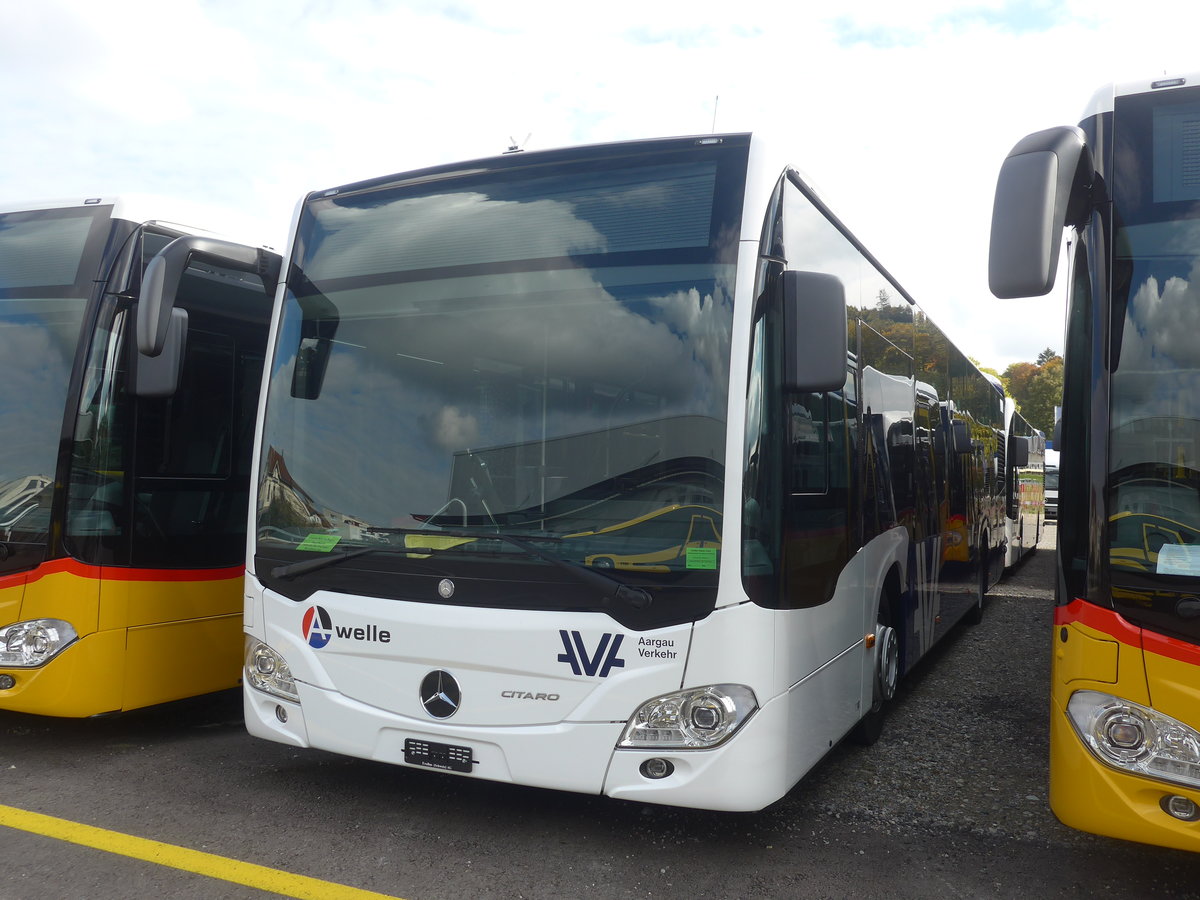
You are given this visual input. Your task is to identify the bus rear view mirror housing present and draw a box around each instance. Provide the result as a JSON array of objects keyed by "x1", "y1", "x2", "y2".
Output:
[
  {"x1": 988, "y1": 126, "x2": 1092, "y2": 299},
  {"x1": 781, "y1": 270, "x2": 847, "y2": 393},
  {"x1": 136, "y1": 235, "x2": 281, "y2": 396},
  {"x1": 133, "y1": 308, "x2": 188, "y2": 398},
  {"x1": 951, "y1": 420, "x2": 972, "y2": 454},
  {"x1": 1010, "y1": 435, "x2": 1030, "y2": 468}
]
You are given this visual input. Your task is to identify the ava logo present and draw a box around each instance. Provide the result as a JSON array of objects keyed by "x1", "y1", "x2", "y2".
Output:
[
  {"x1": 557, "y1": 630, "x2": 625, "y2": 678},
  {"x1": 302, "y1": 605, "x2": 333, "y2": 649}
]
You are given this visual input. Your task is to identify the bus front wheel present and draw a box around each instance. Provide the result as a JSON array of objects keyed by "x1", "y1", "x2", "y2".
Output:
[{"x1": 851, "y1": 618, "x2": 898, "y2": 746}]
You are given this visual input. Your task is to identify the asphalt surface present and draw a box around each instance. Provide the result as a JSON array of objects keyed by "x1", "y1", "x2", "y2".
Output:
[{"x1": 2, "y1": 523, "x2": 1199, "y2": 899}]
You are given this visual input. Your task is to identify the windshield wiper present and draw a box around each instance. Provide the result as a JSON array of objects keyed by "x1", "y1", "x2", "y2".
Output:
[
  {"x1": 268, "y1": 528, "x2": 652, "y2": 610},
  {"x1": 450, "y1": 530, "x2": 653, "y2": 611},
  {"x1": 269, "y1": 528, "x2": 558, "y2": 579},
  {"x1": 270, "y1": 546, "x2": 395, "y2": 579}
]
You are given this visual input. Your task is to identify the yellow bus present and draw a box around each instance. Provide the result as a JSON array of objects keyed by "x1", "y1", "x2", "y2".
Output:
[
  {"x1": 0, "y1": 198, "x2": 278, "y2": 716},
  {"x1": 990, "y1": 74, "x2": 1200, "y2": 853}
]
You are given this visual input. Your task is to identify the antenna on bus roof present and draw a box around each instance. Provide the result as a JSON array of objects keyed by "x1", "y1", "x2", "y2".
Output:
[
  {"x1": 712, "y1": 95, "x2": 719, "y2": 133},
  {"x1": 505, "y1": 133, "x2": 532, "y2": 154}
]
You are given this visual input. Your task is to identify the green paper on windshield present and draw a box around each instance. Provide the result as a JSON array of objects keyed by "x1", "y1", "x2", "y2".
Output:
[
  {"x1": 686, "y1": 547, "x2": 718, "y2": 570},
  {"x1": 297, "y1": 533, "x2": 342, "y2": 552}
]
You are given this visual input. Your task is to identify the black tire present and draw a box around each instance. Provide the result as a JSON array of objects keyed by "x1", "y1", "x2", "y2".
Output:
[
  {"x1": 851, "y1": 615, "x2": 899, "y2": 746},
  {"x1": 965, "y1": 538, "x2": 988, "y2": 626}
]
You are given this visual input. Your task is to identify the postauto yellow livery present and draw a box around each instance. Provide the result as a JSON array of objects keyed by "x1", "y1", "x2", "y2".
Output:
[
  {"x1": 990, "y1": 73, "x2": 1200, "y2": 851},
  {"x1": 0, "y1": 198, "x2": 277, "y2": 716}
]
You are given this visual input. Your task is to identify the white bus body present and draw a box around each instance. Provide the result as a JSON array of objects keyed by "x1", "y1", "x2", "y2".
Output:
[
  {"x1": 1002, "y1": 397, "x2": 1045, "y2": 568},
  {"x1": 242, "y1": 134, "x2": 1009, "y2": 811}
]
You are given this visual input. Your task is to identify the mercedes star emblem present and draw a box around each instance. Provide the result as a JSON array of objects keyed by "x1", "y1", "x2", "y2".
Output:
[{"x1": 420, "y1": 669, "x2": 461, "y2": 719}]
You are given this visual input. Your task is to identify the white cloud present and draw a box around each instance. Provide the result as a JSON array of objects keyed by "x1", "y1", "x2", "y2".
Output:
[{"x1": 6, "y1": 0, "x2": 1200, "y2": 369}]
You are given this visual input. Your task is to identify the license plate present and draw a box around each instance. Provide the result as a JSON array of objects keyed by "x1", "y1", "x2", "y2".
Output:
[{"x1": 404, "y1": 738, "x2": 475, "y2": 773}]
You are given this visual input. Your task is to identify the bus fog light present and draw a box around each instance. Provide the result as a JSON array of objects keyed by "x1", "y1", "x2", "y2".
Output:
[
  {"x1": 0, "y1": 674, "x2": 14, "y2": 690},
  {"x1": 244, "y1": 637, "x2": 299, "y2": 702},
  {"x1": 640, "y1": 758, "x2": 674, "y2": 779},
  {"x1": 1162, "y1": 795, "x2": 1200, "y2": 822},
  {"x1": 619, "y1": 684, "x2": 757, "y2": 749},
  {"x1": 0, "y1": 620, "x2": 78, "y2": 668},
  {"x1": 275, "y1": 704, "x2": 289, "y2": 724},
  {"x1": 1067, "y1": 690, "x2": 1200, "y2": 790}
]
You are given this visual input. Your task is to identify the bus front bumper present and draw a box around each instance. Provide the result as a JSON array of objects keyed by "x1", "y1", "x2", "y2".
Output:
[
  {"x1": 0, "y1": 629, "x2": 126, "y2": 717},
  {"x1": 245, "y1": 678, "x2": 793, "y2": 812},
  {"x1": 1050, "y1": 693, "x2": 1200, "y2": 853}
]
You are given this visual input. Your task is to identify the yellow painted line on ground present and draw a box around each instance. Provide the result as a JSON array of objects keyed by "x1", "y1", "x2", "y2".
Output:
[{"x1": 0, "y1": 804, "x2": 403, "y2": 900}]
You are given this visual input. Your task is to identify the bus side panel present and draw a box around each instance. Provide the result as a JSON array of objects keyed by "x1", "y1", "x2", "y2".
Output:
[
  {"x1": 123, "y1": 613, "x2": 243, "y2": 710},
  {"x1": 98, "y1": 567, "x2": 244, "y2": 630},
  {"x1": 0, "y1": 564, "x2": 244, "y2": 715},
  {"x1": 1050, "y1": 603, "x2": 1200, "y2": 852},
  {"x1": 101, "y1": 569, "x2": 249, "y2": 710}
]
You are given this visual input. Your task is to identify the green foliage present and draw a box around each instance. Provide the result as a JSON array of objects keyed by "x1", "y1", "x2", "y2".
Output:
[
  {"x1": 848, "y1": 302, "x2": 1061, "y2": 432},
  {"x1": 1003, "y1": 354, "x2": 1063, "y2": 433}
]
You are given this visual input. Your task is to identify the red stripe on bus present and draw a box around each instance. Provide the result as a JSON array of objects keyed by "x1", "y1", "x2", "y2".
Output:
[
  {"x1": 0, "y1": 558, "x2": 244, "y2": 591},
  {"x1": 1143, "y1": 627, "x2": 1200, "y2": 667},
  {"x1": 1055, "y1": 598, "x2": 1200, "y2": 666}
]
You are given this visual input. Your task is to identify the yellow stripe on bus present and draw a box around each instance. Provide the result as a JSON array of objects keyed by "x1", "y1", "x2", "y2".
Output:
[{"x1": 0, "y1": 804, "x2": 404, "y2": 900}]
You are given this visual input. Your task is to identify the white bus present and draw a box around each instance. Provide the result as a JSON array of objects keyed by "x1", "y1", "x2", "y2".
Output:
[
  {"x1": 1002, "y1": 397, "x2": 1045, "y2": 568},
  {"x1": 224, "y1": 135, "x2": 1016, "y2": 810}
]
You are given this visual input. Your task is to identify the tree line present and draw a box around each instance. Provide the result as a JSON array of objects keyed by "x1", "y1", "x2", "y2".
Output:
[
  {"x1": 981, "y1": 349, "x2": 1063, "y2": 437},
  {"x1": 848, "y1": 294, "x2": 1063, "y2": 437}
]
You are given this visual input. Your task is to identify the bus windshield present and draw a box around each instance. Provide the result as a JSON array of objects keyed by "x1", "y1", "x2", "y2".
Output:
[
  {"x1": 1107, "y1": 90, "x2": 1200, "y2": 641},
  {"x1": 0, "y1": 206, "x2": 107, "y2": 547},
  {"x1": 257, "y1": 142, "x2": 745, "y2": 591}
]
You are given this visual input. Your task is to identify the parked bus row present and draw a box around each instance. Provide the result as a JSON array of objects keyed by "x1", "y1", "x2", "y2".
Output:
[{"x1": 3, "y1": 135, "x2": 1046, "y2": 813}]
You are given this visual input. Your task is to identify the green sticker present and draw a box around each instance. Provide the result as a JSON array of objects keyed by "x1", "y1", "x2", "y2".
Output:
[
  {"x1": 686, "y1": 547, "x2": 718, "y2": 570},
  {"x1": 297, "y1": 533, "x2": 342, "y2": 552}
]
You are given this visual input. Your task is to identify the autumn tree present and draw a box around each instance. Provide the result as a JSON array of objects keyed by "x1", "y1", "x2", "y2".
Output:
[{"x1": 1003, "y1": 354, "x2": 1063, "y2": 434}]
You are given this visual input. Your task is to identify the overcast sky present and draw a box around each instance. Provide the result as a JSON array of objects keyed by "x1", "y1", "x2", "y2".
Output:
[{"x1": 3, "y1": 1, "x2": 1199, "y2": 371}]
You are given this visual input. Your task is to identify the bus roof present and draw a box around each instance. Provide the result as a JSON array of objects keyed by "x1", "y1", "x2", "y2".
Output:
[{"x1": 1079, "y1": 71, "x2": 1200, "y2": 120}]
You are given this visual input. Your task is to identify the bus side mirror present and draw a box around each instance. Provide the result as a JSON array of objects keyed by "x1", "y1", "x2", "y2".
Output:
[
  {"x1": 782, "y1": 270, "x2": 848, "y2": 393},
  {"x1": 135, "y1": 235, "x2": 280, "y2": 397},
  {"x1": 952, "y1": 420, "x2": 972, "y2": 454},
  {"x1": 134, "y1": 308, "x2": 188, "y2": 398},
  {"x1": 1010, "y1": 435, "x2": 1030, "y2": 468},
  {"x1": 988, "y1": 126, "x2": 1092, "y2": 299},
  {"x1": 139, "y1": 235, "x2": 281, "y2": 357}
]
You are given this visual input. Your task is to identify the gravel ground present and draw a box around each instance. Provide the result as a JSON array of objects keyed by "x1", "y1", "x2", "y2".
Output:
[
  {"x1": 4, "y1": 523, "x2": 1199, "y2": 900},
  {"x1": 792, "y1": 530, "x2": 1062, "y2": 843}
]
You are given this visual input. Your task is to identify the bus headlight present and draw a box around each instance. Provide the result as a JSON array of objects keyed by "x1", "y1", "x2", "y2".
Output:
[
  {"x1": 0, "y1": 620, "x2": 78, "y2": 668},
  {"x1": 244, "y1": 637, "x2": 298, "y2": 702},
  {"x1": 1067, "y1": 690, "x2": 1200, "y2": 790},
  {"x1": 618, "y1": 684, "x2": 757, "y2": 749}
]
